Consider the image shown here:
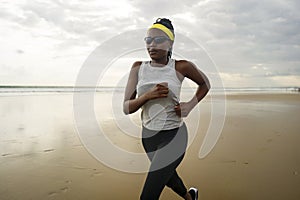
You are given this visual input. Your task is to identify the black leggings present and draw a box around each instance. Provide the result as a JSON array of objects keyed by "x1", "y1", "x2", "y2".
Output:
[{"x1": 140, "y1": 123, "x2": 188, "y2": 200}]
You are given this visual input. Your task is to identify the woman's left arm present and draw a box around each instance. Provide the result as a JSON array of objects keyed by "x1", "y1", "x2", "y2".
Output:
[{"x1": 175, "y1": 60, "x2": 210, "y2": 117}]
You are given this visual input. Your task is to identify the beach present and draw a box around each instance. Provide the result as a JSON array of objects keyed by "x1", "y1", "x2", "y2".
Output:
[{"x1": 0, "y1": 91, "x2": 299, "y2": 200}]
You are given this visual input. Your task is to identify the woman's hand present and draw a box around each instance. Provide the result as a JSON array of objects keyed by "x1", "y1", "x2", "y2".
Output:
[
  {"x1": 174, "y1": 102, "x2": 193, "y2": 118},
  {"x1": 145, "y1": 82, "x2": 169, "y2": 100}
]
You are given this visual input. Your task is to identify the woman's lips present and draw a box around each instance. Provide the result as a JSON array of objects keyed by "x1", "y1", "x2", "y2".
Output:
[
  {"x1": 148, "y1": 49, "x2": 158, "y2": 55},
  {"x1": 149, "y1": 51, "x2": 157, "y2": 55}
]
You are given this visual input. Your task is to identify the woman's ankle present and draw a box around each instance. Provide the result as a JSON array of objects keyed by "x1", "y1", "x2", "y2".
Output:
[{"x1": 184, "y1": 192, "x2": 192, "y2": 200}]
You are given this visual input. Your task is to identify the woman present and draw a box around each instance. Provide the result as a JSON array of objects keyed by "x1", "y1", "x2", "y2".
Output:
[{"x1": 123, "y1": 18, "x2": 210, "y2": 200}]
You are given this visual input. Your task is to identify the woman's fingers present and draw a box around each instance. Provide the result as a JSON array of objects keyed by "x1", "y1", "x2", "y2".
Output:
[
  {"x1": 155, "y1": 83, "x2": 169, "y2": 97},
  {"x1": 156, "y1": 82, "x2": 168, "y2": 88},
  {"x1": 174, "y1": 103, "x2": 191, "y2": 118},
  {"x1": 174, "y1": 104, "x2": 181, "y2": 117}
]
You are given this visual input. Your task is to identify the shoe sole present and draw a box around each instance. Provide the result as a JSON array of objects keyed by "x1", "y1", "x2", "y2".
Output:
[{"x1": 189, "y1": 187, "x2": 198, "y2": 200}]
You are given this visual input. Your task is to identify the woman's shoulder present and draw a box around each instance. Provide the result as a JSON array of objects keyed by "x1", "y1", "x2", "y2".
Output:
[
  {"x1": 129, "y1": 61, "x2": 143, "y2": 78},
  {"x1": 131, "y1": 61, "x2": 143, "y2": 69},
  {"x1": 175, "y1": 59, "x2": 193, "y2": 76},
  {"x1": 175, "y1": 59, "x2": 191, "y2": 66}
]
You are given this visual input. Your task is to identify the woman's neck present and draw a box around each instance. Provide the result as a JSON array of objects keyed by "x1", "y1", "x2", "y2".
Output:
[{"x1": 151, "y1": 57, "x2": 169, "y2": 67}]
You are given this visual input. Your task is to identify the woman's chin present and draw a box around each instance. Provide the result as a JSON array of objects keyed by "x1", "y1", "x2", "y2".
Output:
[{"x1": 149, "y1": 54, "x2": 161, "y2": 60}]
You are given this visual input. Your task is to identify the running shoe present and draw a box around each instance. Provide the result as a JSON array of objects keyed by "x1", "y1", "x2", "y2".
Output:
[{"x1": 188, "y1": 187, "x2": 198, "y2": 200}]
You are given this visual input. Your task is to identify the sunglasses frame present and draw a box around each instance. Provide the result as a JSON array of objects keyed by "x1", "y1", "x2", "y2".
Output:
[{"x1": 144, "y1": 36, "x2": 170, "y2": 45}]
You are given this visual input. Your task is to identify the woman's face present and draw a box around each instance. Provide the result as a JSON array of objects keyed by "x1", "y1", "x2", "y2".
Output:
[{"x1": 145, "y1": 28, "x2": 173, "y2": 60}]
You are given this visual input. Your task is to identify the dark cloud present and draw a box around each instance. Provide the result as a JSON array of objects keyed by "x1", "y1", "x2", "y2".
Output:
[
  {"x1": 169, "y1": 0, "x2": 300, "y2": 80},
  {"x1": 16, "y1": 49, "x2": 24, "y2": 54}
]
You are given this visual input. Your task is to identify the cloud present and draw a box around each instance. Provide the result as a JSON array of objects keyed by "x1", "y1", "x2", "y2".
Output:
[
  {"x1": 0, "y1": 0, "x2": 299, "y2": 87},
  {"x1": 173, "y1": 0, "x2": 300, "y2": 88},
  {"x1": 209, "y1": 0, "x2": 300, "y2": 62},
  {"x1": 0, "y1": 0, "x2": 138, "y2": 48},
  {"x1": 130, "y1": 0, "x2": 199, "y2": 19},
  {"x1": 269, "y1": 75, "x2": 300, "y2": 87},
  {"x1": 16, "y1": 49, "x2": 25, "y2": 54}
]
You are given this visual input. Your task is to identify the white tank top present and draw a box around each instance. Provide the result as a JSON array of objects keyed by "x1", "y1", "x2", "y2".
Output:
[{"x1": 137, "y1": 59, "x2": 183, "y2": 131}]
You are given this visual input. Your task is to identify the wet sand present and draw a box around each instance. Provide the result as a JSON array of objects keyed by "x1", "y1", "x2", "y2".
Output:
[{"x1": 0, "y1": 92, "x2": 299, "y2": 200}]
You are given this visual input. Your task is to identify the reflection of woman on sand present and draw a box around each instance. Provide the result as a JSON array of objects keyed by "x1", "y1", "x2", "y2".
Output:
[{"x1": 123, "y1": 18, "x2": 210, "y2": 200}]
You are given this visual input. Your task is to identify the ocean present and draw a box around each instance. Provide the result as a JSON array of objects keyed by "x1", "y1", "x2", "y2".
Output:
[{"x1": 0, "y1": 86, "x2": 299, "y2": 96}]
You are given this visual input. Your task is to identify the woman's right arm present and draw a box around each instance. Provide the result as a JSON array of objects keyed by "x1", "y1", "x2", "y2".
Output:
[
  {"x1": 123, "y1": 61, "x2": 169, "y2": 115},
  {"x1": 123, "y1": 61, "x2": 148, "y2": 115}
]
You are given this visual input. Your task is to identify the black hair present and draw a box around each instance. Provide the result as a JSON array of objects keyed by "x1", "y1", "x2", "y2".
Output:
[{"x1": 153, "y1": 18, "x2": 174, "y2": 58}]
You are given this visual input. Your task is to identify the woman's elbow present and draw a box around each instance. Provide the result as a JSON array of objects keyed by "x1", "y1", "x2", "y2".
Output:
[
  {"x1": 200, "y1": 80, "x2": 210, "y2": 93},
  {"x1": 206, "y1": 80, "x2": 211, "y2": 91},
  {"x1": 123, "y1": 104, "x2": 130, "y2": 115},
  {"x1": 123, "y1": 108, "x2": 129, "y2": 115},
  {"x1": 123, "y1": 101, "x2": 132, "y2": 115}
]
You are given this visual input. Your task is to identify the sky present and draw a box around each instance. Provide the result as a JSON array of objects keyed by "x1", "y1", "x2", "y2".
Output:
[{"x1": 0, "y1": 0, "x2": 299, "y2": 88}]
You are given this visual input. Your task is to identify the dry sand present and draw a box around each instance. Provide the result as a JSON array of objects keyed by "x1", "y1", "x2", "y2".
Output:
[{"x1": 0, "y1": 92, "x2": 299, "y2": 200}]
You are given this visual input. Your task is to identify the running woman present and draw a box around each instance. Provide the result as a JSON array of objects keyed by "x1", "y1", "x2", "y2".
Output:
[{"x1": 123, "y1": 18, "x2": 210, "y2": 200}]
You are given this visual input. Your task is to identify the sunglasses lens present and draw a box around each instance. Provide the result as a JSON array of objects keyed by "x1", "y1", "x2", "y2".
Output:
[
  {"x1": 155, "y1": 37, "x2": 167, "y2": 44},
  {"x1": 144, "y1": 37, "x2": 153, "y2": 44}
]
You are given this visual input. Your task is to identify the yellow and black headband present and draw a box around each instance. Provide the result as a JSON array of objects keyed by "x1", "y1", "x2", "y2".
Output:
[{"x1": 149, "y1": 24, "x2": 175, "y2": 41}]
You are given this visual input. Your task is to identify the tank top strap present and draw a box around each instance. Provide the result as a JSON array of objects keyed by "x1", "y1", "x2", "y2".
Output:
[
  {"x1": 170, "y1": 59, "x2": 182, "y2": 85},
  {"x1": 169, "y1": 59, "x2": 176, "y2": 75}
]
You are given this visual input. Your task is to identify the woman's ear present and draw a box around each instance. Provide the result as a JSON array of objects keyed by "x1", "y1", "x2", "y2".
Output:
[{"x1": 169, "y1": 41, "x2": 174, "y2": 49}]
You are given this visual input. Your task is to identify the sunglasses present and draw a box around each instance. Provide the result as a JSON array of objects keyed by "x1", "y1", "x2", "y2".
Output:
[{"x1": 144, "y1": 36, "x2": 170, "y2": 44}]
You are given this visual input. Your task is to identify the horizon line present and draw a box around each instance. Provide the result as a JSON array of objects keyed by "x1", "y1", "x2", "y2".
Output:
[{"x1": 0, "y1": 85, "x2": 299, "y2": 89}]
